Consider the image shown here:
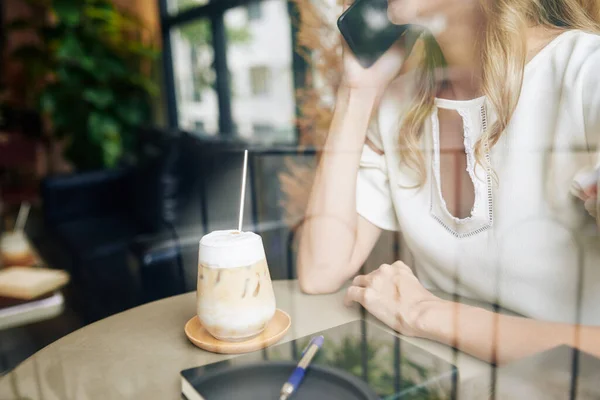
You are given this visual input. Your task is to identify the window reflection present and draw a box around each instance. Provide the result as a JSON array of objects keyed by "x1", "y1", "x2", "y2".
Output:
[
  {"x1": 167, "y1": 0, "x2": 209, "y2": 15},
  {"x1": 171, "y1": 19, "x2": 218, "y2": 135},
  {"x1": 250, "y1": 66, "x2": 271, "y2": 96},
  {"x1": 225, "y1": 0, "x2": 296, "y2": 143}
]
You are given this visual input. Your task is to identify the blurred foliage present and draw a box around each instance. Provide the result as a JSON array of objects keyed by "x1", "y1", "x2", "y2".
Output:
[
  {"x1": 289, "y1": 0, "x2": 343, "y2": 148},
  {"x1": 7, "y1": 0, "x2": 159, "y2": 170},
  {"x1": 291, "y1": 334, "x2": 449, "y2": 400},
  {"x1": 325, "y1": 336, "x2": 447, "y2": 399},
  {"x1": 325, "y1": 336, "x2": 395, "y2": 395},
  {"x1": 173, "y1": 0, "x2": 205, "y2": 14},
  {"x1": 278, "y1": 0, "x2": 343, "y2": 228}
]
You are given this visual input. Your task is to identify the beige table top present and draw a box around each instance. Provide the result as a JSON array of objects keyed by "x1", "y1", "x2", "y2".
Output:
[{"x1": 0, "y1": 280, "x2": 495, "y2": 399}]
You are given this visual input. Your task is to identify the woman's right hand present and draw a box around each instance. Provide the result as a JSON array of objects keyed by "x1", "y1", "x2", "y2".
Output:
[{"x1": 340, "y1": 1, "x2": 408, "y2": 92}]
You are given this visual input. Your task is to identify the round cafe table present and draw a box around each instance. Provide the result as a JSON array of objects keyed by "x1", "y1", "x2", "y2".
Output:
[{"x1": 0, "y1": 280, "x2": 495, "y2": 399}]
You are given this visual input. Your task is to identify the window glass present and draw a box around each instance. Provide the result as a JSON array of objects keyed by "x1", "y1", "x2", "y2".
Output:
[
  {"x1": 167, "y1": 0, "x2": 209, "y2": 15},
  {"x1": 250, "y1": 66, "x2": 271, "y2": 96},
  {"x1": 170, "y1": 19, "x2": 219, "y2": 135},
  {"x1": 247, "y1": 2, "x2": 262, "y2": 21},
  {"x1": 224, "y1": 0, "x2": 296, "y2": 143}
]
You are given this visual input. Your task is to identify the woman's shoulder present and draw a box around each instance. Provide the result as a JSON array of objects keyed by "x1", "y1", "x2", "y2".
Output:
[
  {"x1": 524, "y1": 29, "x2": 600, "y2": 79},
  {"x1": 529, "y1": 29, "x2": 600, "y2": 94},
  {"x1": 566, "y1": 31, "x2": 600, "y2": 142},
  {"x1": 560, "y1": 29, "x2": 600, "y2": 66},
  {"x1": 567, "y1": 29, "x2": 600, "y2": 46},
  {"x1": 566, "y1": 30, "x2": 600, "y2": 90}
]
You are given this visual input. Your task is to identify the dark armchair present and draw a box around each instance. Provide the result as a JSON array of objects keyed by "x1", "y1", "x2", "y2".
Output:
[{"x1": 41, "y1": 128, "x2": 191, "y2": 322}]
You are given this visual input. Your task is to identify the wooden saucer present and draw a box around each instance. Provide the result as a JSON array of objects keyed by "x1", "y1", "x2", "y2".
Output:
[{"x1": 185, "y1": 309, "x2": 291, "y2": 354}]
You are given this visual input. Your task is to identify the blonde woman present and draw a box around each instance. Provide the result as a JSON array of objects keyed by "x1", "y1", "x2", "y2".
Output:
[{"x1": 298, "y1": 0, "x2": 600, "y2": 364}]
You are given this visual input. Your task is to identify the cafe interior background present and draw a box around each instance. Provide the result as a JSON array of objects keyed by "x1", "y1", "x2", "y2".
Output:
[
  {"x1": 0, "y1": 0, "x2": 598, "y2": 398},
  {"x1": 0, "y1": 0, "x2": 408, "y2": 373}
]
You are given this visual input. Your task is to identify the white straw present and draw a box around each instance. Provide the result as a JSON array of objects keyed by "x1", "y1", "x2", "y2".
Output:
[
  {"x1": 238, "y1": 150, "x2": 249, "y2": 232},
  {"x1": 15, "y1": 202, "x2": 31, "y2": 232}
]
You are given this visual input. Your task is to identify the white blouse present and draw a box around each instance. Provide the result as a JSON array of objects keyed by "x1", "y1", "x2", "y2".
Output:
[{"x1": 356, "y1": 30, "x2": 600, "y2": 325}]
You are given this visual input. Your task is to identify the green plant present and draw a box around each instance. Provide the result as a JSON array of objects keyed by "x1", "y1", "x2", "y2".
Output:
[
  {"x1": 294, "y1": 335, "x2": 449, "y2": 400},
  {"x1": 8, "y1": 0, "x2": 159, "y2": 170}
]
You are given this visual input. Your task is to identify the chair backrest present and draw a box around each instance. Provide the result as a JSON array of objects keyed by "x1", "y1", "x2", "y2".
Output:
[
  {"x1": 42, "y1": 168, "x2": 132, "y2": 224},
  {"x1": 173, "y1": 132, "x2": 209, "y2": 232},
  {"x1": 130, "y1": 127, "x2": 183, "y2": 232}
]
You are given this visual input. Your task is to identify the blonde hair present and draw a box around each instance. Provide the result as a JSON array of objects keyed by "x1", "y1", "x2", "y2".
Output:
[{"x1": 399, "y1": 0, "x2": 600, "y2": 185}]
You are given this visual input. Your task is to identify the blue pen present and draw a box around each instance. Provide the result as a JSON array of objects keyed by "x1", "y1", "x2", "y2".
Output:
[{"x1": 279, "y1": 335, "x2": 325, "y2": 400}]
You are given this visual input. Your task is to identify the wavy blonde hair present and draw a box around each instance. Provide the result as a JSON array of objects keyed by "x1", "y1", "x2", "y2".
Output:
[{"x1": 399, "y1": 0, "x2": 600, "y2": 185}]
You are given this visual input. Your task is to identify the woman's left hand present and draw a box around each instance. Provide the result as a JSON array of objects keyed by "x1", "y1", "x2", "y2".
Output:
[
  {"x1": 581, "y1": 184, "x2": 598, "y2": 218},
  {"x1": 572, "y1": 168, "x2": 598, "y2": 218},
  {"x1": 344, "y1": 261, "x2": 443, "y2": 337}
]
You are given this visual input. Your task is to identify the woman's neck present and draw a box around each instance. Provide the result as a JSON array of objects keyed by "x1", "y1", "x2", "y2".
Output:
[
  {"x1": 434, "y1": 11, "x2": 486, "y2": 100},
  {"x1": 525, "y1": 25, "x2": 566, "y2": 63}
]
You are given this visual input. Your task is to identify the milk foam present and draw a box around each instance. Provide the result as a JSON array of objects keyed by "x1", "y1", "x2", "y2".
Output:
[{"x1": 198, "y1": 230, "x2": 265, "y2": 268}]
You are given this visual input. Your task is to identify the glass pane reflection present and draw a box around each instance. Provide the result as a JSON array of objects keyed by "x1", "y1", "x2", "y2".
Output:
[
  {"x1": 167, "y1": 0, "x2": 209, "y2": 15},
  {"x1": 224, "y1": 0, "x2": 296, "y2": 143},
  {"x1": 170, "y1": 19, "x2": 219, "y2": 135},
  {"x1": 199, "y1": 321, "x2": 457, "y2": 399}
]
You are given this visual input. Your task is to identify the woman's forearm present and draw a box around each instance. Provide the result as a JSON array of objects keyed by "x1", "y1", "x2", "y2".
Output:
[
  {"x1": 418, "y1": 300, "x2": 600, "y2": 365},
  {"x1": 297, "y1": 86, "x2": 380, "y2": 294}
]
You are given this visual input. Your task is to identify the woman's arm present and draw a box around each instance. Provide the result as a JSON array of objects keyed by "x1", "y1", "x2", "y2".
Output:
[
  {"x1": 345, "y1": 262, "x2": 600, "y2": 365},
  {"x1": 420, "y1": 300, "x2": 600, "y2": 365},
  {"x1": 297, "y1": 5, "x2": 411, "y2": 294},
  {"x1": 297, "y1": 85, "x2": 383, "y2": 295}
]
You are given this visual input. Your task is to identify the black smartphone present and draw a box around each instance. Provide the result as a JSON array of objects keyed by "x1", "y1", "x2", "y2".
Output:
[{"x1": 337, "y1": 0, "x2": 420, "y2": 68}]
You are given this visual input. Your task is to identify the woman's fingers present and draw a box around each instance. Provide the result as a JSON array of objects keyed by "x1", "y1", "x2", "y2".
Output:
[
  {"x1": 342, "y1": 0, "x2": 353, "y2": 12},
  {"x1": 352, "y1": 274, "x2": 370, "y2": 287},
  {"x1": 345, "y1": 285, "x2": 397, "y2": 330},
  {"x1": 584, "y1": 197, "x2": 598, "y2": 218},
  {"x1": 584, "y1": 184, "x2": 598, "y2": 198},
  {"x1": 344, "y1": 285, "x2": 369, "y2": 307}
]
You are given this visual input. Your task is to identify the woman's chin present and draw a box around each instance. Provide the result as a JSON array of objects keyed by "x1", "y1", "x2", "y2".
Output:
[
  {"x1": 387, "y1": 0, "x2": 416, "y2": 25},
  {"x1": 387, "y1": 11, "x2": 411, "y2": 26},
  {"x1": 388, "y1": 10, "x2": 449, "y2": 36}
]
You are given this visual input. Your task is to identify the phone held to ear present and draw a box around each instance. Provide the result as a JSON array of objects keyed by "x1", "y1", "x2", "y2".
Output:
[{"x1": 337, "y1": 0, "x2": 421, "y2": 68}]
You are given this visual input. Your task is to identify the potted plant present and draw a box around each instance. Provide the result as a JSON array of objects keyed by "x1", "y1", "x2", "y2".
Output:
[{"x1": 7, "y1": 0, "x2": 159, "y2": 171}]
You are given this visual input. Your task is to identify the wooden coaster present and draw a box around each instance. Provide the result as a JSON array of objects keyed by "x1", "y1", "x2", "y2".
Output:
[{"x1": 185, "y1": 309, "x2": 291, "y2": 354}]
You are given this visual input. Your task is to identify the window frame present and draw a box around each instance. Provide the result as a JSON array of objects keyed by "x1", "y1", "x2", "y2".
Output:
[{"x1": 158, "y1": 0, "x2": 308, "y2": 143}]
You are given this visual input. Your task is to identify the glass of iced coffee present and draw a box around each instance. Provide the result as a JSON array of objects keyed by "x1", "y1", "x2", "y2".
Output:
[{"x1": 197, "y1": 230, "x2": 276, "y2": 342}]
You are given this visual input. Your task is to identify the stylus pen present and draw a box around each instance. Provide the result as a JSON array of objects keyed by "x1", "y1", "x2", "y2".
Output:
[{"x1": 279, "y1": 335, "x2": 324, "y2": 400}]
